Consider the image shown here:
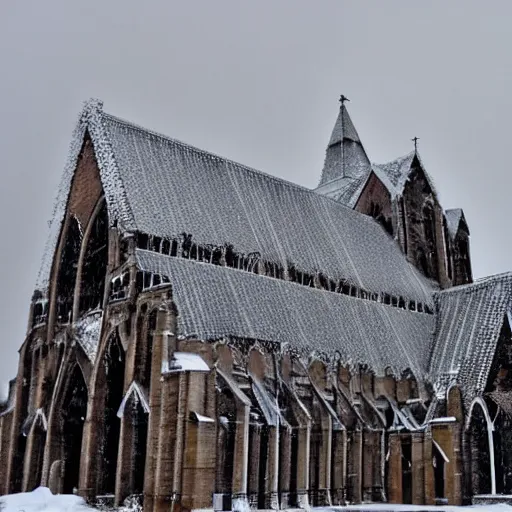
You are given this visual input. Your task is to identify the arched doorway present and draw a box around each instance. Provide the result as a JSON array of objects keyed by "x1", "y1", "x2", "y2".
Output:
[
  {"x1": 97, "y1": 332, "x2": 125, "y2": 495},
  {"x1": 468, "y1": 398, "x2": 494, "y2": 495},
  {"x1": 433, "y1": 444, "x2": 446, "y2": 503},
  {"x1": 60, "y1": 365, "x2": 88, "y2": 493}
]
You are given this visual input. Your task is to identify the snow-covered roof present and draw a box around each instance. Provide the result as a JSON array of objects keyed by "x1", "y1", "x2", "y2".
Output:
[
  {"x1": 36, "y1": 99, "x2": 434, "y2": 306},
  {"x1": 136, "y1": 249, "x2": 435, "y2": 378},
  {"x1": 315, "y1": 174, "x2": 368, "y2": 208},
  {"x1": 429, "y1": 273, "x2": 512, "y2": 400},
  {"x1": 371, "y1": 151, "x2": 437, "y2": 199},
  {"x1": 317, "y1": 149, "x2": 436, "y2": 209},
  {"x1": 445, "y1": 208, "x2": 467, "y2": 239}
]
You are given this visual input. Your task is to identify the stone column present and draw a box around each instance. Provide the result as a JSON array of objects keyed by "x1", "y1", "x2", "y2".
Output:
[
  {"x1": 318, "y1": 417, "x2": 333, "y2": 506},
  {"x1": 423, "y1": 430, "x2": 435, "y2": 505},
  {"x1": 144, "y1": 307, "x2": 172, "y2": 512},
  {"x1": 412, "y1": 432, "x2": 425, "y2": 504},
  {"x1": 296, "y1": 423, "x2": 311, "y2": 509},
  {"x1": 278, "y1": 426, "x2": 292, "y2": 509},
  {"x1": 387, "y1": 432, "x2": 402, "y2": 503},
  {"x1": 265, "y1": 426, "x2": 279, "y2": 510},
  {"x1": 362, "y1": 430, "x2": 373, "y2": 502},
  {"x1": 247, "y1": 424, "x2": 262, "y2": 508},
  {"x1": 231, "y1": 403, "x2": 250, "y2": 512},
  {"x1": 153, "y1": 372, "x2": 185, "y2": 512},
  {"x1": 331, "y1": 429, "x2": 347, "y2": 505}
]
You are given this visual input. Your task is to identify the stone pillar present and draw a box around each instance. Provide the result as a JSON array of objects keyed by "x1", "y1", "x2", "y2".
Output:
[
  {"x1": 278, "y1": 426, "x2": 292, "y2": 509},
  {"x1": 296, "y1": 423, "x2": 311, "y2": 509},
  {"x1": 452, "y1": 424, "x2": 463, "y2": 506},
  {"x1": 180, "y1": 363, "x2": 216, "y2": 510},
  {"x1": 331, "y1": 429, "x2": 347, "y2": 505},
  {"x1": 423, "y1": 430, "x2": 435, "y2": 505},
  {"x1": 372, "y1": 430, "x2": 384, "y2": 502},
  {"x1": 387, "y1": 433, "x2": 402, "y2": 504},
  {"x1": 247, "y1": 424, "x2": 262, "y2": 508},
  {"x1": 144, "y1": 307, "x2": 171, "y2": 512},
  {"x1": 153, "y1": 372, "x2": 186, "y2": 512},
  {"x1": 362, "y1": 430, "x2": 373, "y2": 502},
  {"x1": 0, "y1": 413, "x2": 13, "y2": 495},
  {"x1": 265, "y1": 426, "x2": 279, "y2": 510},
  {"x1": 346, "y1": 430, "x2": 362, "y2": 503},
  {"x1": 318, "y1": 418, "x2": 332, "y2": 506},
  {"x1": 412, "y1": 432, "x2": 425, "y2": 504},
  {"x1": 231, "y1": 403, "x2": 250, "y2": 511}
]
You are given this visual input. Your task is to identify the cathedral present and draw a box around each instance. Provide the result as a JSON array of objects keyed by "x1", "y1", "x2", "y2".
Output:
[{"x1": 0, "y1": 96, "x2": 511, "y2": 510}]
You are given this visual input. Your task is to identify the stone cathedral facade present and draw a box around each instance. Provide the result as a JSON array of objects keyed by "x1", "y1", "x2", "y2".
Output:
[{"x1": 1, "y1": 97, "x2": 512, "y2": 510}]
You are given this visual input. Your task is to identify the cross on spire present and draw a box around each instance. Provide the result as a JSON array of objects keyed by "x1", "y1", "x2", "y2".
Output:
[
  {"x1": 412, "y1": 136, "x2": 420, "y2": 151},
  {"x1": 339, "y1": 94, "x2": 350, "y2": 106}
]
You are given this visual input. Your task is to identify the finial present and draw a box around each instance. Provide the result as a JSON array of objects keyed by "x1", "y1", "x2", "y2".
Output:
[
  {"x1": 412, "y1": 136, "x2": 420, "y2": 151},
  {"x1": 339, "y1": 94, "x2": 350, "y2": 106}
]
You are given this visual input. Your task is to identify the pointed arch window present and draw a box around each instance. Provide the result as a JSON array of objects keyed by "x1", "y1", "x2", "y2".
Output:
[
  {"x1": 79, "y1": 201, "x2": 108, "y2": 315},
  {"x1": 56, "y1": 216, "x2": 82, "y2": 323}
]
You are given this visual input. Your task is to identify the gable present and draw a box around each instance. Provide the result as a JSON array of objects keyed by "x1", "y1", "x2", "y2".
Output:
[{"x1": 354, "y1": 171, "x2": 393, "y2": 234}]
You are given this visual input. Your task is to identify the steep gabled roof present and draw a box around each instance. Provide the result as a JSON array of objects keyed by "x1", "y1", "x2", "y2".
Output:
[
  {"x1": 37, "y1": 99, "x2": 434, "y2": 305},
  {"x1": 318, "y1": 149, "x2": 437, "y2": 208},
  {"x1": 317, "y1": 104, "x2": 372, "y2": 187},
  {"x1": 136, "y1": 250, "x2": 435, "y2": 378},
  {"x1": 429, "y1": 273, "x2": 512, "y2": 401},
  {"x1": 372, "y1": 150, "x2": 436, "y2": 199},
  {"x1": 445, "y1": 208, "x2": 469, "y2": 239}
]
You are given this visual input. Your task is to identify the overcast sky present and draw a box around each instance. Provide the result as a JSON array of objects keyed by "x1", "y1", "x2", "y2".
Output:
[{"x1": 0, "y1": 1, "x2": 511, "y2": 388}]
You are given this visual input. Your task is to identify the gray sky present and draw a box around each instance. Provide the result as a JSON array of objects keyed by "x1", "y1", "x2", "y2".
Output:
[{"x1": 0, "y1": 1, "x2": 511, "y2": 388}]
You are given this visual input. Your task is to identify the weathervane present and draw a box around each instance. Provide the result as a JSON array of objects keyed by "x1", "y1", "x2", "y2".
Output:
[
  {"x1": 412, "y1": 136, "x2": 420, "y2": 151},
  {"x1": 339, "y1": 94, "x2": 350, "y2": 105}
]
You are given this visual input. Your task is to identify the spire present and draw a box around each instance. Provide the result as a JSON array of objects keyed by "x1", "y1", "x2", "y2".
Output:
[{"x1": 319, "y1": 96, "x2": 371, "y2": 186}]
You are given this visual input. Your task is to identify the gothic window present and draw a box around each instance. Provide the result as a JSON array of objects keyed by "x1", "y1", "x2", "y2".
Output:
[
  {"x1": 79, "y1": 201, "x2": 108, "y2": 315},
  {"x1": 422, "y1": 203, "x2": 439, "y2": 280},
  {"x1": 61, "y1": 365, "x2": 88, "y2": 494},
  {"x1": 98, "y1": 332, "x2": 125, "y2": 494},
  {"x1": 56, "y1": 216, "x2": 82, "y2": 323}
]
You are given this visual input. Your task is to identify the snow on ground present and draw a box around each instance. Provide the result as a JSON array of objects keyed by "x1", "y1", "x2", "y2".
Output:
[
  {"x1": 329, "y1": 504, "x2": 512, "y2": 511},
  {"x1": 2, "y1": 488, "x2": 512, "y2": 512},
  {"x1": 0, "y1": 487, "x2": 93, "y2": 512}
]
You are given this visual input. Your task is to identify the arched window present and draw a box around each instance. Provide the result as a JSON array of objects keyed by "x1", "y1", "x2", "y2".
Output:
[
  {"x1": 56, "y1": 217, "x2": 82, "y2": 323},
  {"x1": 98, "y1": 332, "x2": 126, "y2": 495},
  {"x1": 422, "y1": 203, "x2": 439, "y2": 280},
  {"x1": 60, "y1": 365, "x2": 88, "y2": 494},
  {"x1": 79, "y1": 202, "x2": 108, "y2": 314}
]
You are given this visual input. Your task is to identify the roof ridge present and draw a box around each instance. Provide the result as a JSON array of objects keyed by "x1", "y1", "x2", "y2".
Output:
[{"x1": 372, "y1": 149, "x2": 415, "y2": 168}]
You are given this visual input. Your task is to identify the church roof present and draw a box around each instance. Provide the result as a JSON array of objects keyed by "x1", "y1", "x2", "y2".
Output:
[
  {"x1": 317, "y1": 150, "x2": 437, "y2": 208},
  {"x1": 37, "y1": 99, "x2": 434, "y2": 306},
  {"x1": 372, "y1": 150, "x2": 436, "y2": 199},
  {"x1": 445, "y1": 208, "x2": 468, "y2": 239},
  {"x1": 136, "y1": 249, "x2": 435, "y2": 378},
  {"x1": 429, "y1": 273, "x2": 512, "y2": 401}
]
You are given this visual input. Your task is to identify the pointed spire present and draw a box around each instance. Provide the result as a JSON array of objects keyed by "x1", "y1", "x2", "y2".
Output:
[{"x1": 318, "y1": 96, "x2": 371, "y2": 186}]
